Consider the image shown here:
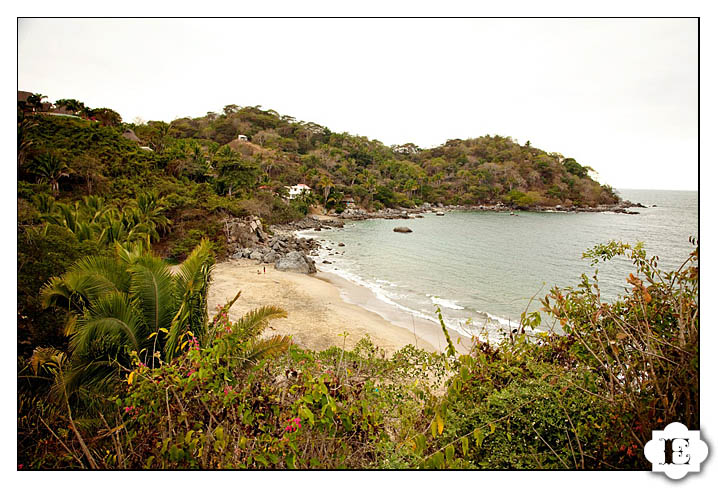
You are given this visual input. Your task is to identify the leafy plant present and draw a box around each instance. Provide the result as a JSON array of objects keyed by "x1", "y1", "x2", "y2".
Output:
[{"x1": 36, "y1": 239, "x2": 214, "y2": 396}]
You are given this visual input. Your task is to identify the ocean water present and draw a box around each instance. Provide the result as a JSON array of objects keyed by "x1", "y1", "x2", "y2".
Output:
[{"x1": 300, "y1": 189, "x2": 698, "y2": 341}]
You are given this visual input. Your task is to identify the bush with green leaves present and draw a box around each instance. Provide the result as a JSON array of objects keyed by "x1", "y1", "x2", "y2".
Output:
[
  {"x1": 117, "y1": 330, "x2": 447, "y2": 469},
  {"x1": 18, "y1": 224, "x2": 104, "y2": 354},
  {"x1": 36, "y1": 238, "x2": 214, "y2": 397},
  {"x1": 401, "y1": 240, "x2": 698, "y2": 470},
  {"x1": 541, "y1": 239, "x2": 699, "y2": 442}
]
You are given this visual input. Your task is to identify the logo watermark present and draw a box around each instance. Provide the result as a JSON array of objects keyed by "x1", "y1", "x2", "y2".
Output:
[{"x1": 643, "y1": 422, "x2": 708, "y2": 480}]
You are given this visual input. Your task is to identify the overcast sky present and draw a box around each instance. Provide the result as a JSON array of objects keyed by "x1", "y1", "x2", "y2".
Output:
[{"x1": 18, "y1": 18, "x2": 698, "y2": 190}]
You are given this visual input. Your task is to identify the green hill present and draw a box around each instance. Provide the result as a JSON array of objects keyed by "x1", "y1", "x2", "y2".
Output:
[{"x1": 19, "y1": 103, "x2": 618, "y2": 257}]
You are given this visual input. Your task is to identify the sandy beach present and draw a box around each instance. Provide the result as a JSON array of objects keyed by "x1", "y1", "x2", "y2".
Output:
[{"x1": 207, "y1": 259, "x2": 471, "y2": 354}]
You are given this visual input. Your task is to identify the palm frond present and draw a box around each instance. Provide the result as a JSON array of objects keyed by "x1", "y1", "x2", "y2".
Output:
[
  {"x1": 166, "y1": 239, "x2": 214, "y2": 360},
  {"x1": 51, "y1": 359, "x2": 120, "y2": 402},
  {"x1": 233, "y1": 305, "x2": 288, "y2": 342},
  {"x1": 40, "y1": 255, "x2": 130, "y2": 312},
  {"x1": 115, "y1": 240, "x2": 147, "y2": 265},
  {"x1": 70, "y1": 292, "x2": 146, "y2": 360},
  {"x1": 29, "y1": 346, "x2": 67, "y2": 375},
  {"x1": 174, "y1": 238, "x2": 214, "y2": 298},
  {"x1": 128, "y1": 256, "x2": 176, "y2": 338},
  {"x1": 238, "y1": 335, "x2": 293, "y2": 368}
]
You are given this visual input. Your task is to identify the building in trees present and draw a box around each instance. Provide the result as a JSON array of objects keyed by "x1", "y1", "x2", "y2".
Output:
[{"x1": 285, "y1": 183, "x2": 311, "y2": 199}]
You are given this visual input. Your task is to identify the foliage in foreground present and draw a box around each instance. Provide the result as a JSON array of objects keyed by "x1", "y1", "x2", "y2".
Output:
[
  {"x1": 35, "y1": 238, "x2": 214, "y2": 397},
  {"x1": 18, "y1": 241, "x2": 697, "y2": 469}
]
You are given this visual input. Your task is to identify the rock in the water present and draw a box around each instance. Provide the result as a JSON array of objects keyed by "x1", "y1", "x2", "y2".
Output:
[
  {"x1": 393, "y1": 226, "x2": 413, "y2": 233},
  {"x1": 275, "y1": 251, "x2": 317, "y2": 274},
  {"x1": 338, "y1": 243, "x2": 345, "y2": 247}
]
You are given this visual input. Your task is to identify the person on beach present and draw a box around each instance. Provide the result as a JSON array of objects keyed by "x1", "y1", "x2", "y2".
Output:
[{"x1": 263, "y1": 266, "x2": 266, "y2": 274}]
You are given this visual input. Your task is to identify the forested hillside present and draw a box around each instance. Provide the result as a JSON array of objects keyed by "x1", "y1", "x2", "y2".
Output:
[{"x1": 19, "y1": 101, "x2": 618, "y2": 256}]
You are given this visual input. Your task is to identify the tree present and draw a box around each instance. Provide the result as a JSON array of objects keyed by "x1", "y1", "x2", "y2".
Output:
[
  {"x1": 18, "y1": 116, "x2": 37, "y2": 169},
  {"x1": 213, "y1": 149, "x2": 260, "y2": 198},
  {"x1": 55, "y1": 99, "x2": 85, "y2": 115},
  {"x1": 317, "y1": 175, "x2": 334, "y2": 205},
  {"x1": 26, "y1": 93, "x2": 48, "y2": 112},
  {"x1": 32, "y1": 153, "x2": 70, "y2": 196},
  {"x1": 562, "y1": 158, "x2": 588, "y2": 178},
  {"x1": 90, "y1": 108, "x2": 122, "y2": 127},
  {"x1": 132, "y1": 191, "x2": 171, "y2": 243},
  {"x1": 291, "y1": 189, "x2": 316, "y2": 215},
  {"x1": 39, "y1": 239, "x2": 215, "y2": 394},
  {"x1": 223, "y1": 104, "x2": 240, "y2": 115},
  {"x1": 146, "y1": 121, "x2": 170, "y2": 153},
  {"x1": 72, "y1": 154, "x2": 107, "y2": 195}
]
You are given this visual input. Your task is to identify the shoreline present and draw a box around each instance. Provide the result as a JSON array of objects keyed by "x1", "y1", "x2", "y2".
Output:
[
  {"x1": 207, "y1": 259, "x2": 469, "y2": 355},
  {"x1": 316, "y1": 269, "x2": 472, "y2": 354},
  {"x1": 226, "y1": 197, "x2": 652, "y2": 353}
]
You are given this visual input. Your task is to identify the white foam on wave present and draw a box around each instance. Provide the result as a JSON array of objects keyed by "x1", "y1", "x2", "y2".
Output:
[
  {"x1": 476, "y1": 309, "x2": 513, "y2": 327},
  {"x1": 295, "y1": 229, "x2": 511, "y2": 341},
  {"x1": 431, "y1": 296, "x2": 465, "y2": 310}
]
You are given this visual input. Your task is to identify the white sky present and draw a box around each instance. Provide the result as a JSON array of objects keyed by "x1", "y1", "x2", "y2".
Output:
[{"x1": 18, "y1": 18, "x2": 697, "y2": 190}]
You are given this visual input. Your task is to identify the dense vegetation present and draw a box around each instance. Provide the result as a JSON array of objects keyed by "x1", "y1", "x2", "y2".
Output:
[
  {"x1": 18, "y1": 239, "x2": 698, "y2": 469},
  {"x1": 18, "y1": 95, "x2": 695, "y2": 471}
]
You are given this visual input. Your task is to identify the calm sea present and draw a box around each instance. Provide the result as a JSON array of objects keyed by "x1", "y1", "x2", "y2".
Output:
[{"x1": 300, "y1": 189, "x2": 698, "y2": 341}]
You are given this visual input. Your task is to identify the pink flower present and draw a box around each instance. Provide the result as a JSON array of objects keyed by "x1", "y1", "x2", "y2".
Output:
[
  {"x1": 124, "y1": 405, "x2": 139, "y2": 416},
  {"x1": 284, "y1": 417, "x2": 302, "y2": 432}
]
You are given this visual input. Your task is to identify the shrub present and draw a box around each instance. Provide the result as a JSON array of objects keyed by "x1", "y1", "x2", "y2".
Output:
[{"x1": 17, "y1": 225, "x2": 103, "y2": 354}]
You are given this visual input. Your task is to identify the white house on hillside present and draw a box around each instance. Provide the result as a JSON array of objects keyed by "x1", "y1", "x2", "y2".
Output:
[
  {"x1": 285, "y1": 183, "x2": 311, "y2": 199},
  {"x1": 237, "y1": 134, "x2": 248, "y2": 141}
]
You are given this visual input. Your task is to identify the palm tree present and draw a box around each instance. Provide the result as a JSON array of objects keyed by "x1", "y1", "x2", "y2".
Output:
[
  {"x1": 32, "y1": 153, "x2": 70, "y2": 196},
  {"x1": 133, "y1": 191, "x2": 171, "y2": 242},
  {"x1": 55, "y1": 98, "x2": 85, "y2": 115},
  {"x1": 18, "y1": 117, "x2": 37, "y2": 169},
  {"x1": 26, "y1": 93, "x2": 48, "y2": 112},
  {"x1": 202, "y1": 291, "x2": 290, "y2": 370},
  {"x1": 39, "y1": 239, "x2": 215, "y2": 394},
  {"x1": 317, "y1": 175, "x2": 334, "y2": 205}
]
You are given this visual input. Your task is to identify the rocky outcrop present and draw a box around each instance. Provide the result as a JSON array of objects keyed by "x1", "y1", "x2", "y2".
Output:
[
  {"x1": 393, "y1": 226, "x2": 413, "y2": 233},
  {"x1": 225, "y1": 216, "x2": 269, "y2": 249},
  {"x1": 275, "y1": 251, "x2": 317, "y2": 274},
  {"x1": 230, "y1": 230, "x2": 320, "y2": 267},
  {"x1": 273, "y1": 215, "x2": 345, "y2": 232}
]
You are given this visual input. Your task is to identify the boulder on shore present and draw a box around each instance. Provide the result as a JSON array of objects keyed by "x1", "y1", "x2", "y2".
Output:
[
  {"x1": 275, "y1": 251, "x2": 317, "y2": 274},
  {"x1": 393, "y1": 226, "x2": 413, "y2": 233},
  {"x1": 262, "y1": 250, "x2": 278, "y2": 263}
]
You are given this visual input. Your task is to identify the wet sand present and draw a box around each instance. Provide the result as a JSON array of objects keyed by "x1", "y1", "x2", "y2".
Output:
[{"x1": 207, "y1": 259, "x2": 471, "y2": 354}]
